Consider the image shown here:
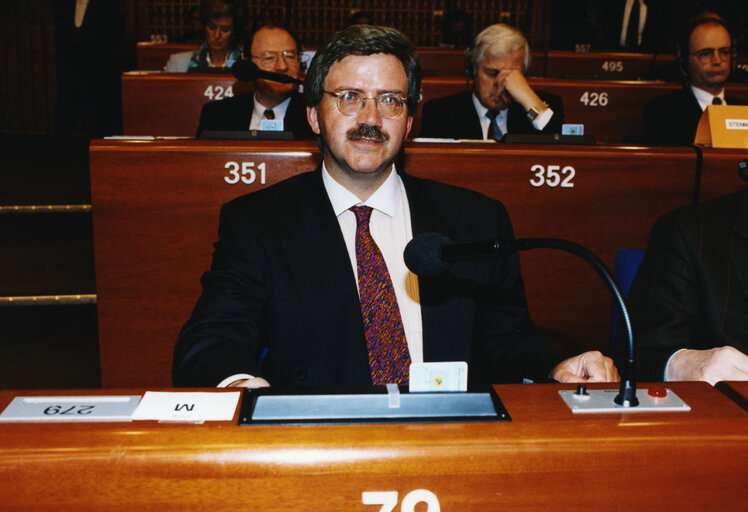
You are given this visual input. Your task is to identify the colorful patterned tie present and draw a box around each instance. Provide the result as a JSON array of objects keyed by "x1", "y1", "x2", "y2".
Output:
[
  {"x1": 263, "y1": 108, "x2": 275, "y2": 120},
  {"x1": 351, "y1": 206, "x2": 411, "y2": 385}
]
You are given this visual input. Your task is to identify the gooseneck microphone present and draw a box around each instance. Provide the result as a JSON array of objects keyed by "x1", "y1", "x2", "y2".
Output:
[
  {"x1": 230, "y1": 59, "x2": 303, "y2": 85},
  {"x1": 404, "y1": 233, "x2": 639, "y2": 408}
]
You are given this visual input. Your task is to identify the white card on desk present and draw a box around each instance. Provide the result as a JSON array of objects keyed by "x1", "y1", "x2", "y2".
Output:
[
  {"x1": 409, "y1": 361, "x2": 468, "y2": 392},
  {"x1": 131, "y1": 391, "x2": 240, "y2": 422},
  {"x1": 260, "y1": 119, "x2": 284, "y2": 131}
]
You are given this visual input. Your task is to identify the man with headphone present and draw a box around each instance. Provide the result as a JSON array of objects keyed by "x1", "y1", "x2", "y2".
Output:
[
  {"x1": 644, "y1": 15, "x2": 744, "y2": 145},
  {"x1": 418, "y1": 24, "x2": 563, "y2": 140}
]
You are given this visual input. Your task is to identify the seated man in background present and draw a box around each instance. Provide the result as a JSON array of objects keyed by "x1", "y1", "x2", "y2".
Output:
[
  {"x1": 623, "y1": 185, "x2": 748, "y2": 384},
  {"x1": 195, "y1": 23, "x2": 314, "y2": 139},
  {"x1": 419, "y1": 24, "x2": 563, "y2": 140},
  {"x1": 644, "y1": 15, "x2": 744, "y2": 145},
  {"x1": 173, "y1": 24, "x2": 617, "y2": 389},
  {"x1": 164, "y1": 0, "x2": 245, "y2": 72}
]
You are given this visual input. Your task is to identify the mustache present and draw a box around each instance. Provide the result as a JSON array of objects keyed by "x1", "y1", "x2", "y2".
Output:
[{"x1": 347, "y1": 124, "x2": 389, "y2": 142}]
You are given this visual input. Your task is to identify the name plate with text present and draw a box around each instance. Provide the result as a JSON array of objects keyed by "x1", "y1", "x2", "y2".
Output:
[{"x1": 0, "y1": 395, "x2": 142, "y2": 422}]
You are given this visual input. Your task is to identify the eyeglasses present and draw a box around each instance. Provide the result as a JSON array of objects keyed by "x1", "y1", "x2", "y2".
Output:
[
  {"x1": 690, "y1": 47, "x2": 731, "y2": 64},
  {"x1": 323, "y1": 90, "x2": 408, "y2": 119},
  {"x1": 252, "y1": 50, "x2": 301, "y2": 67}
]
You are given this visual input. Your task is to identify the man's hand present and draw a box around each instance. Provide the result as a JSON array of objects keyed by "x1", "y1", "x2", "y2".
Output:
[
  {"x1": 226, "y1": 376, "x2": 271, "y2": 388},
  {"x1": 499, "y1": 69, "x2": 544, "y2": 111},
  {"x1": 667, "y1": 346, "x2": 748, "y2": 385},
  {"x1": 551, "y1": 351, "x2": 619, "y2": 383}
]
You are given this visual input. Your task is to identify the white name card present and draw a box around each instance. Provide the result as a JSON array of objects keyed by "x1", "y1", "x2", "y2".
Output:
[
  {"x1": 131, "y1": 391, "x2": 240, "y2": 422},
  {"x1": 0, "y1": 395, "x2": 142, "y2": 422}
]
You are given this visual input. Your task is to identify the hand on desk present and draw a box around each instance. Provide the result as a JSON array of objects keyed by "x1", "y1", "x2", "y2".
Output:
[
  {"x1": 227, "y1": 376, "x2": 271, "y2": 388},
  {"x1": 667, "y1": 346, "x2": 748, "y2": 385},
  {"x1": 551, "y1": 351, "x2": 620, "y2": 383}
]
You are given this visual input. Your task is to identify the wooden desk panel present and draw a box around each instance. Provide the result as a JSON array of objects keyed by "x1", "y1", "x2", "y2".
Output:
[
  {"x1": 90, "y1": 140, "x2": 320, "y2": 387},
  {"x1": 0, "y1": 383, "x2": 746, "y2": 511},
  {"x1": 716, "y1": 381, "x2": 748, "y2": 412},
  {"x1": 405, "y1": 142, "x2": 697, "y2": 351},
  {"x1": 697, "y1": 147, "x2": 748, "y2": 202},
  {"x1": 91, "y1": 140, "x2": 697, "y2": 387},
  {"x1": 136, "y1": 42, "x2": 197, "y2": 70},
  {"x1": 122, "y1": 72, "x2": 255, "y2": 137},
  {"x1": 544, "y1": 51, "x2": 674, "y2": 80}
]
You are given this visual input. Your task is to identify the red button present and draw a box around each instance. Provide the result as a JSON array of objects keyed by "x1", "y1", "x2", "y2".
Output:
[{"x1": 648, "y1": 385, "x2": 667, "y2": 398}]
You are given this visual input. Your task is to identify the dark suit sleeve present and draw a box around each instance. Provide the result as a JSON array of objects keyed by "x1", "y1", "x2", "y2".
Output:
[
  {"x1": 541, "y1": 92, "x2": 564, "y2": 133},
  {"x1": 473, "y1": 201, "x2": 565, "y2": 382},
  {"x1": 195, "y1": 102, "x2": 211, "y2": 137},
  {"x1": 418, "y1": 98, "x2": 448, "y2": 138},
  {"x1": 173, "y1": 200, "x2": 269, "y2": 386},
  {"x1": 621, "y1": 211, "x2": 698, "y2": 381}
]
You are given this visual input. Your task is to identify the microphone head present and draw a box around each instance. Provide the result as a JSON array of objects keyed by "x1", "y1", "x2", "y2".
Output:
[
  {"x1": 404, "y1": 232, "x2": 453, "y2": 277},
  {"x1": 231, "y1": 59, "x2": 259, "y2": 82}
]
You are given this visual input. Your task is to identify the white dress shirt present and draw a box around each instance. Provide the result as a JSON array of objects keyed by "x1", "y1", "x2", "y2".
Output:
[
  {"x1": 249, "y1": 95, "x2": 291, "y2": 130},
  {"x1": 472, "y1": 93, "x2": 553, "y2": 139},
  {"x1": 691, "y1": 85, "x2": 727, "y2": 111}
]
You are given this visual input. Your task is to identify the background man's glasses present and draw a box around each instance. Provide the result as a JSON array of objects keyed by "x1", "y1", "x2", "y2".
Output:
[
  {"x1": 252, "y1": 50, "x2": 301, "y2": 67},
  {"x1": 690, "y1": 47, "x2": 731, "y2": 63},
  {"x1": 324, "y1": 90, "x2": 407, "y2": 119}
]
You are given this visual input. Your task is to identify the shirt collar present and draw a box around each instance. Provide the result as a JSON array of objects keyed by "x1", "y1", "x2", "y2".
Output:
[
  {"x1": 472, "y1": 93, "x2": 507, "y2": 118},
  {"x1": 690, "y1": 85, "x2": 725, "y2": 111},
  {"x1": 253, "y1": 95, "x2": 292, "y2": 120},
  {"x1": 322, "y1": 163, "x2": 403, "y2": 218}
]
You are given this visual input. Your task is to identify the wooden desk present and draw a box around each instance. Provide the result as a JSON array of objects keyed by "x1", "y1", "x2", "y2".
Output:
[
  {"x1": 696, "y1": 147, "x2": 748, "y2": 202},
  {"x1": 90, "y1": 140, "x2": 698, "y2": 387},
  {"x1": 544, "y1": 51, "x2": 675, "y2": 80},
  {"x1": 121, "y1": 72, "x2": 255, "y2": 137},
  {"x1": 716, "y1": 381, "x2": 748, "y2": 413},
  {"x1": 136, "y1": 42, "x2": 197, "y2": 70},
  {"x1": 1, "y1": 383, "x2": 746, "y2": 510}
]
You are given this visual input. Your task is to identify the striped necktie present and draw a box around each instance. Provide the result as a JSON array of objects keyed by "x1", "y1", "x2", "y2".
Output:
[{"x1": 351, "y1": 206, "x2": 411, "y2": 385}]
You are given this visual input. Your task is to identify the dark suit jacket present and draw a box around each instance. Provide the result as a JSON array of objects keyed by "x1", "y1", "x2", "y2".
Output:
[
  {"x1": 418, "y1": 90, "x2": 564, "y2": 139},
  {"x1": 195, "y1": 92, "x2": 315, "y2": 139},
  {"x1": 622, "y1": 190, "x2": 748, "y2": 380},
  {"x1": 644, "y1": 87, "x2": 746, "y2": 145},
  {"x1": 173, "y1": 169, "x2": 564, "y2": 387}
]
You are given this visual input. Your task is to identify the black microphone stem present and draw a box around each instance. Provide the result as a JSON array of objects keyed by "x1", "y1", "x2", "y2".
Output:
[{"x1": 516, "y1": 238, "x2": 638, "y2": 407}]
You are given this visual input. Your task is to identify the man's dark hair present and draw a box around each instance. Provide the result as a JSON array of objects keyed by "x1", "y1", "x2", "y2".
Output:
[{"x1": 305, "y1": 25, "x2": 422, "y2": 115}]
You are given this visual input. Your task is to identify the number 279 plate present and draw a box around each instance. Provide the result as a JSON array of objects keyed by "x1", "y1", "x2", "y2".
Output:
[{"x1": 0, "y1": 395, "x2": 142, "y2": 422}]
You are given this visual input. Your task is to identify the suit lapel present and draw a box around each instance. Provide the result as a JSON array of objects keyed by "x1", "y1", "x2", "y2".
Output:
[
  {"x1": 279, "y1": 169, "x2": 371, "y2": 381},
  {"x1": 402, "y1": 176, "x2": 471, "y2": 362},
  {"x1": 458, "y1": 91, "x2": 484, "y2": 139}
]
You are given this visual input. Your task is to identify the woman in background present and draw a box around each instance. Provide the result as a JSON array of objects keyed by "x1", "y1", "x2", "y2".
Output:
[{"x1": 165, "y1": 0, "x2": 246, "y2": 72}]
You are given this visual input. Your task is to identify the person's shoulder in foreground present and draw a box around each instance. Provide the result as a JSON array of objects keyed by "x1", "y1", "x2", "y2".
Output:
[{"x1": 623, "y1": 188, "x2": 748, "y2": 384}]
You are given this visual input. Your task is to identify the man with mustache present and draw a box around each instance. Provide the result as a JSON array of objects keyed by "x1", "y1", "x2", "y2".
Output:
[
  {"x1": 419, "y1": 24, "x2": 563, "y2": 140},
  {"x1": 644, "y1": 15, "x2": 744, "y2": 145},
  {"x1": 173, "y1": 25, "x2": 617, "y2": 389}
]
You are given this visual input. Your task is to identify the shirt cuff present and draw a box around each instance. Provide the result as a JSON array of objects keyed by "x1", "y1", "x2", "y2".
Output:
[
  {"x1": 217, "y1": 373, "x2": 255, "y2": 388},
  {"x1": 531, "y1": 107, "x2": 554, "y2": 131},
  {"x1": 663, "y1": 349, "x2": 686, "y2": 381}
]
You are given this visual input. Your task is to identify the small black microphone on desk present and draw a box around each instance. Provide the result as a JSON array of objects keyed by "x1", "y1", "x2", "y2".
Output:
[
  {"x1": 230, "y1": 59, "x2": 303, "y2": 85},
  {"x1": 404, "y1": 232, "x2": 639, "y2": 408}
]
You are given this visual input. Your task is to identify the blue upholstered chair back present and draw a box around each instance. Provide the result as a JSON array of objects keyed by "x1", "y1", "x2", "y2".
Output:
[{"x1": 612, "y1": 248, "x2": 645, "y2": 349}]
